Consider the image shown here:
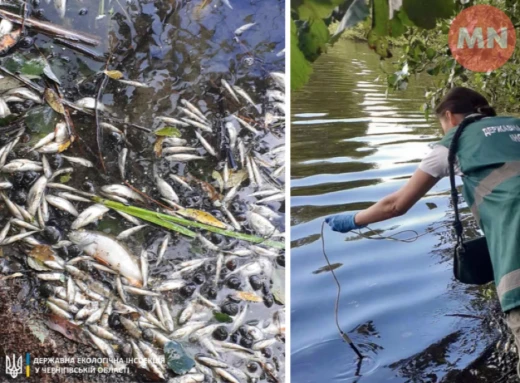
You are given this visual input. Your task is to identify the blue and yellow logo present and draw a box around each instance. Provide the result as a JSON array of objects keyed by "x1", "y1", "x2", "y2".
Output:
[{"x1": 25, "y1": 353, "x2": 30, "y2": 378}]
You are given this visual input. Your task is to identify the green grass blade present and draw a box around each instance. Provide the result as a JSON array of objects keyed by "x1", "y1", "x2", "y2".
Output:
[{"x1": 95, "y1": 198, "x2": 285, "y2": 249}]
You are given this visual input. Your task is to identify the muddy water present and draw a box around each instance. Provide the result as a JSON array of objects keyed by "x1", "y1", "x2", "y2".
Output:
[
  {"x1": 291, "y1": 41, "x2": 497, "y2": 382},
  {"x1": 0, "y1": 0, "x2": 285, "y2": 381}
]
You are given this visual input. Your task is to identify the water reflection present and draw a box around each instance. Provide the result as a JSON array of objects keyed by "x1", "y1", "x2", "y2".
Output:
[{"x1": 291, "y1": 40, "x2": 495, "y2": 382}]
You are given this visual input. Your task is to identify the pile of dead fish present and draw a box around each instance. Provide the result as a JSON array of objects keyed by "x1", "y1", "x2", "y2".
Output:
[{"x1": 0, "y1": 68, "x2": 285, "y2": 382}]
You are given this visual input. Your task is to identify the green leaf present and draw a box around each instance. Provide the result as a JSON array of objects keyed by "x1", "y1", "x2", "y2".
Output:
[
  {"x1": 4, "y1": 54, "x2": 46, "y2": 78},
  {"x1": 299, "y1": 18, "x2": 330, "y2": 62},
  {"x1": 60, "y1": 174, "x2": 71, "y2": 183},
  {"x1": 24, "y1": 105, "x2": 60, "y2": 134},
  {"x1": 403, "y1": 0, "x2": 455, "y2": 30},
  {"x1": 164, "y1": 341, "x2": 195, "y2": 375},
  {"x1": 154, "y1": 126, "x2": 181, "y2": 137},
  {"x1": 94, "y1": 198, "x2": 285, "y2": 249},
  {"x1": 298, "y1": 1, "x2": 335, "y2": 20},
  {"x1": 291, "y1": 20, "x2": 313, "y2": 91},
  {"x1": 213, "y1": 311, "x2": 233, "y2": 323}
]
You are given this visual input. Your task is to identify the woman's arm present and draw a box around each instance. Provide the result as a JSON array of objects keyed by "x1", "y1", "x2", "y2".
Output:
[{"x1": 354, "y1": 169, "x2": 440, "y2": 226}]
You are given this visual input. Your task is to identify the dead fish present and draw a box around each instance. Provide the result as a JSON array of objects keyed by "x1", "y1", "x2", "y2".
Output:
[
  {"x1": 181, "y1": 118, "x2": 213, "y2": 133},
  {"x1": 47, "y1": 301, "x2": 72, "y2": 319},
  {"x1": 86, "y1": 331, "x2": 115, "y2": 359},
  {"x1": 0, "y1": 19, "x2": 13, "y2": 36},
  {"x1": 11, "y1": 218, "x2": 41, "y2": 231},
  {"x1": 168, "y1": 374, "x2": 205, "y2": 383},
  {"x1": 221, "y1": 79, "x2": 239, "y2": 102},
  {"x1": 116, "y1": 276, "x2": 127, "y2": 303},
  {"x1": 266, "y1": 89, "x2": 285, "y2": 102},
  {"x1": 0, "y1": 221, "x2": 10, "y2": 243},
  {"x1": 101, "y1": 184, "x2": 145, "y2": 202},
  {"x1": 234, "y1": 23, "x2": 256, "y2": 35},
  {"x1": 119, "y1": 148, "x2": 127, "y2": 179},
  {"x1": 61, "y1": 155, "x2": 94, "y2": 168},
  {"x1": 178, "y1": 106, "x2": 207, "y2": 125},
  {"x1": 2, "y1": 230, "x2": 38, "y2": 245},
  {"x1": 155, "y1": 116, "x2": 190, "y2": 127},
  {"x1": 234, "y1": 115, "x2": 259, "y2": 135},
  {"x1": 156, "y1": 234, "x2": 170, "y2": 267},
  {"x1": 88, "y1": 324, "x2": 119, "y2": 342},
  {"x1": 27, "y1": 175, "x2": 47, "y2": 216},
  {"x1": 117, "y1": 224, "x2": 148, "y2": 240},
  {"x1": 124, "y1": 285, "x2": 161, "y2": 297},
  {"x1": 116, "y1": 211, "x2": 141, "y2": 226},
  {"x1": 165, "y1": 154, "x2": 205, "y2": 162},
  {"x1": 120, "y1": 316, "x2": 143, "y2": 339},
  {"x1": 225, "y1": 122, "x2": 238, "y2": 149},
  {"x1": 163, "y1": 137, "x2": 188, "y2": 146},
  {"x1": 161, "y1": 146, "x2": 198, "y2": 155},
  {"x1": 256, "y1": 192, "x2": 284, "y2": 204},
  {"x1": 180, "y1": 99, "x2": 208, "y2": 122},
  {"x1": 233, "y1": 85, "x2": 260, "y2": 112},
  {"x1": 169, "y1": 174, "x2": 192, "y2": 190},
  {"x1": 222, "y1": 0, "x2": 233, "y2": 9},
  {"x1": 194, "y1": 130, "x2": 217, "y2": 157},
  {"x1": 2, "y1": 160, "x2": 43, "y2": 173},
  {"x1": 75, "y1": 97, "x2": 106, "y2": 111},
  {"x1": 45, "y1": 195, "x2": 79, "y2": 216},
  {"x1": 156, "y1": 177, "x2": 179, "y2": 203},
  {"x1": 69, "y1": 231, "x2": 143, "y2": 287},
  {"x1": 0, "y1": 98, "x2": 10, "y2": 118},
  {"x1": 37, "y1": 272, "x2": 64, "y2": 281},
  {"x1": 118, "y1": 79, "x2": 150, "y2": 88},
  {"x1": 231, "y1": 303, "x2": 248, "y2": 333},
  {"x1": 140, "y1": 249, "x2": 149, "y2": 288},
  {"x1": 160, "y1": 300, "x2": 174, "y2": 332},
  {"x1": 71, "y1": 204, "x2": 109, "y2": 230},
  {"x1": 54, "y1": 0, "x2": 66, "y2": 18},
  {"x1": 154, "y1": 279, "x2": 186, "y2": 292},
  {"x1": 56, "y1": 192, "x2": 90, "y2": 203},
  {"x1": 270, "y1": 71, "x2": 285, "y2": 89}
]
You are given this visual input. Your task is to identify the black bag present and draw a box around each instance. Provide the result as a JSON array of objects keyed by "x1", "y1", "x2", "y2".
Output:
[{"x1": 448, "y1": 115, "x2": 494, "y2": 285}]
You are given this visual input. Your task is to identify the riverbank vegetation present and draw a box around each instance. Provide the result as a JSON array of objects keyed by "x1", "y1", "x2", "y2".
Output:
[{"x1": 292, "y1": 0, "x2": 520, "y2": 116}]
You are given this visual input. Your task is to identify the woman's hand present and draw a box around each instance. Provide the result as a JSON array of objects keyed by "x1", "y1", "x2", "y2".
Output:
[{"x1": 325, "y1": 214, "x2": 364, "y2": 233}]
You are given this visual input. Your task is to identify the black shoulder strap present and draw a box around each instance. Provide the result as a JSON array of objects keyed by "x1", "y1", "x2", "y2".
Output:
[{"x1": 447, "y1": 115, "x2": 485, "y2": 246}]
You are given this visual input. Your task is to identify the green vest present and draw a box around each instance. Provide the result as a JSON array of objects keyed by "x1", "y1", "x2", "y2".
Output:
[{"x1": 438, "y1": 116, "x2": 520, "y2": 312}]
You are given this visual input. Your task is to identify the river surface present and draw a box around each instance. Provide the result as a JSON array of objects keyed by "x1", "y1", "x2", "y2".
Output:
[
  {"x1": 0, "y1": 0, "x2": 285, "y2": 381},
  {"x1": 291, "y1": 40, "x2": 495, "y2": 382}
]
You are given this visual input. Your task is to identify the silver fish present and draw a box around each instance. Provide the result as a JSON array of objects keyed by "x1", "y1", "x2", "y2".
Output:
[
  {"x1": 140, "y1": 249, "x2": 149, "y2": 288},
  {"x1": 120, "y1": 316, "x2": 142, "y2": 339},
  {"x1": 162, "y1": 146, "x2": 198, "y2": 155},
  {"x1": 2, "y1": 230, "x2": 38, "y2": 245},
  {"x1": 163, "y1": 137, "x2": 188, "y2": 146},
  {"x1": 71, "y1": 204, "x2": 109, "y2": 230},
  {"x1": 165, "y1": 154, "x2": 205, "y2": 162},
  {"x1": 233, "y1": 85, "x2": 260, "y2": 112},
  {"x1": 118, "y1": 79, "x2": 151, "y2": 88},
  {"x1": 221, "y1": 79, "x2": 239, "y2": 102},
  {"x1": 154, "y1": 279, "x2": 186, "y2": 292},
  {"x1": 2, "y1": 161, "x2": 43, "y2": 173},
  {"x1": 0, "y1": 181, "x2": 12, "y2": 189},
  {"x1": 169, "y1": 174, "x2": 193, "y2": 190},
  {"x1": 86, "y1": 331, "x2": 115, "y2": 359},
  {"x1": 47, "y1": 301, "x2": 71, "y2": 319},
  {"x1": 46, "y1": 195, "x2": 79, "y2": 216},
  {"x1": 194, "y1": 130, "x2": 217, "y2": 157},
  {"x1": 67, "y1": 276, "x2": 75, "y2": 305},
  {"x1": 124, "y1": 285, "x2": 161, "y2": 297},
  {"x1": 178, "y1": 106, "x2": 207, "y2": 125},
  {"x1": 180, "y1": 118, "x2": 213, "y2": 133},
  {"x1": 231, "y1": 304, "x2": 249, "y2": 333},
  {"x1": 180, "y1": 99, "x2": 208, "y2": 122},
  {"x1": 234, "y1": 115, "x2": 259, "y2": 135},
  {"x1": 48, "y1": 296, "x2": 78, "y2": 314},
  {"x1": 54, "y1": 0, "x2": 66, "y2": 18},
  {"x1": 161, "y1": 300, "x2": 174, "y2": 332},
  {"x1": 116, "y1": 276, "x2": 127, "y2": 304},
  {"x1": 156, "y1": 234, "x2": 170, "y2": 267},
  {"x1": 117, "y1": 224, "x2": 148, "y2": 240},
  {"x1": 155, "y1": 116, "x2": 190, "y2": 127},
  {"x1": 119, "y1": 148, "x2": 128, "y2": 179},
  {"x1": 101, "y1": 184, "x2": 145, "y2": 202},
  {"x1": 156, "y1": 177, "x2": 179, "y2": 203},
  {"x1": 234, "y1": 23, "x2": 256, "y2": 36},
  {"x1": 27, "y1": 175, "x2": 47, "y2": 216},
  {"x1": 130, "y1": 340, "x2": 149, "y2": 371},
  {"x1": 75, "y1": 97, "x2": 106, "y2": 111}
]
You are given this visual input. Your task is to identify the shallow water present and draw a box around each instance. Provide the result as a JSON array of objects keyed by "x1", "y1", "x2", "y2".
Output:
[
  {"x1": 291, "y1": 41, "x2": 494, "y2": 382},
  {"x1": 0, "y1": 0, "x2": 285, "y2": 381}
]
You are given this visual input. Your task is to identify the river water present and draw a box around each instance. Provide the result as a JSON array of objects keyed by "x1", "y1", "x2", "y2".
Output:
[{"x1": 291, "y1": 40, "x2": 496, "y2": 382}]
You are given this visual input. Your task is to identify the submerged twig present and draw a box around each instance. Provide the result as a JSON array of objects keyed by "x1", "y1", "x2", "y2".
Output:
[
  {"x1": 0, "y1": 9, "x2": 101, "y2": 46},
  {"x1": 95, "y1": 75, "x2": 109, "y2": 173}
]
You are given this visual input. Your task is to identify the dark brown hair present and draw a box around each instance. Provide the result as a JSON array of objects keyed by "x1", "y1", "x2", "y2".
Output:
[{"x1": 435, "y1": 87, "x2": 497, "y2": 118}]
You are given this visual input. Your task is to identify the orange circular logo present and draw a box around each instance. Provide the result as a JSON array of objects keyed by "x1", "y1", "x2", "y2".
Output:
[{"x1": 449, "y1": 5, "x2": 516, "y2": 72}]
